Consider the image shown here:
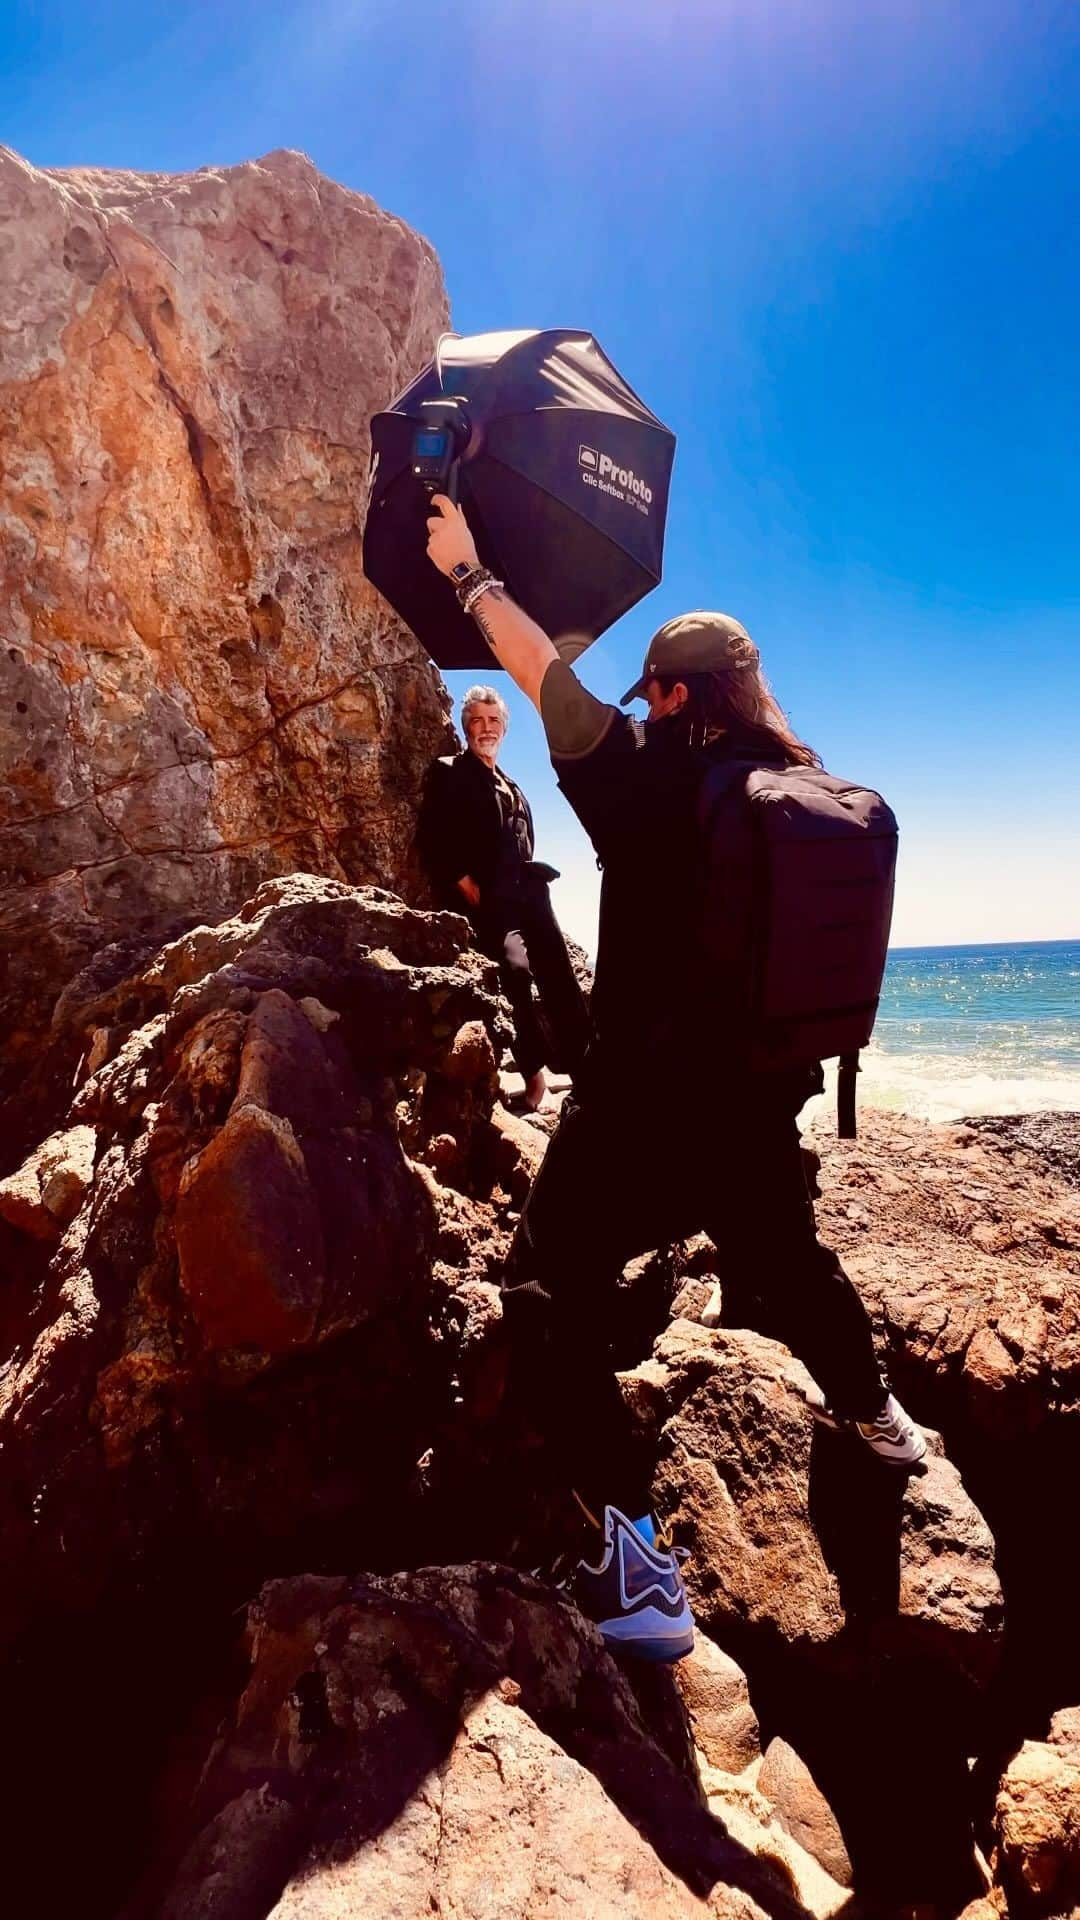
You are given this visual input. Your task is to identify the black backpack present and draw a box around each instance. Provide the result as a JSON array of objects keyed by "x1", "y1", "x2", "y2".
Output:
[{"x1": 698, "y1": 758, "x2": 897, "y2": 1136}]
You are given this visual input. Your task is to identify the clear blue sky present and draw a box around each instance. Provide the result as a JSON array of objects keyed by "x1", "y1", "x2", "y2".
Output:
[{"x1": 5, "y1": 0, "x2": 1079, "y2": 948}]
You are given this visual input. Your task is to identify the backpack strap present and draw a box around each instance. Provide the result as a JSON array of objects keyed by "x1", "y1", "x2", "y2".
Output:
[
  {"x1": 697, "y1": 750, "x2": 757, "y2": 813},
  {"x1": 837, "y1": 1052, "x2": 859, "y2": 1140}
]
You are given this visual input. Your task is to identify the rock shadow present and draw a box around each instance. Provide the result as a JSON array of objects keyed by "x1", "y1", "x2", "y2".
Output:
[
  {"x1": 131, "y1": 1566, "x2": 822, "y2": 1920},
  {"x1": 741, "y1": 1430, "x2": 985, "y2": 1911},
  {"x1": 806, "y1": 1421, "x2": 909, "y2": 1624}
]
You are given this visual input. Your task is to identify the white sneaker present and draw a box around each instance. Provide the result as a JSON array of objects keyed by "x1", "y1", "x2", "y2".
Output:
[{"x1": 801, "y1": 1386, "x2": 927, "y2": 1468}]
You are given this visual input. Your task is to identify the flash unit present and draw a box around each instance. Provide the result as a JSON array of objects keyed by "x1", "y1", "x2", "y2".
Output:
[{"x1": 410, "y1": 397, "x2": 472, "y2": 501}]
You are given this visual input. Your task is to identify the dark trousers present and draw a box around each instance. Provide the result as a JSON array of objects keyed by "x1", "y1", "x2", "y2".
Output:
[
  {"x1": 474, "y1": 889, "x2": 591, "y2": 1081},
  {"x1": 501, "y1": 1070, "x2": 888, "y2": 1518}
]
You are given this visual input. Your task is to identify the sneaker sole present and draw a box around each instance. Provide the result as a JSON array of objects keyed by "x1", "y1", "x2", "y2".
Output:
[
  {"x1": 596, "y1": 1599, "x2": 695, "y2": 1663},
  {"x1": 858, "y1": 1430, "x2": 928, "y2": 1468},
  {"x1": 798, "y1": 1388, "x2": 927, "y2": 1468}
]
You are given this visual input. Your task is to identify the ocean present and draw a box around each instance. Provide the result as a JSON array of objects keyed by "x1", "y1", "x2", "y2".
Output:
[{"x1": 826, "y1": 939, "x2": 1080, "y2": 1122}]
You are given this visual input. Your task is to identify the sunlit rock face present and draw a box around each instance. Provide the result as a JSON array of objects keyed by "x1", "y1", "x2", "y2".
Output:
[{"x1": 0, "y1": 144, "x2": 453, "y2": 1105}]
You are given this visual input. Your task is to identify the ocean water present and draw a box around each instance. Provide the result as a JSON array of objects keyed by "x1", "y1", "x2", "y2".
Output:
[{"x1": 831, "y1": 939, "x2": 1080, "y2": 1122}]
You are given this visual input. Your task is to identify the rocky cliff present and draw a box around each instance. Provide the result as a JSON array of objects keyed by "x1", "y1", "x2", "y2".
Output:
[
  {"x1": 0, "y1": 872, "x2": 1077, "y2": 1919},
  {"x1": 2, "y1": 149, "x2": 1077, "y2": 1920},
  {"x1": 0, "y1": 146, "x2": 453, "y2": 1110}
]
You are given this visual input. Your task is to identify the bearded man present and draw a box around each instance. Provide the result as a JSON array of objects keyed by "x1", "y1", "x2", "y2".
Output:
[{"x1": 418, "y1": 683, "x2": 590, "y2": 1109}]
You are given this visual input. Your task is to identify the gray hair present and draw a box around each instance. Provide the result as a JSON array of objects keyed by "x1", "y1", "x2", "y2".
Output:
[{"x1": 461, "y1": 684, "x2": 509, "y2": 732}]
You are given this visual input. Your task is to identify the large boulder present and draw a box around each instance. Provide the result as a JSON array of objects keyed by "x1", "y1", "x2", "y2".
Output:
[
  {"x1": 0, "y1": 875, "x2": 538, "y2": 1919},
  {"x1": 805, "y1": 1110, "x2": 1080, "y2": 1449},
  {"x1": 139, "y1": 1567, "x2": 806, "y2": 1920},
  {"x1": 0, "y1": 1120, "x2": 96, "y2": 1237},
  {"x1": 630, "y1": 1316, "x2": 1002, "y2": 1908},
  {"x1": 0, "y1": 849, "x2": 1072, "y2": 1920},
  {"x1": 0, "y1": 878, "x2": 517, "y2": 1658},
  {"x1": 0, "y1": 145, "x2": 453, "y2": 1102},
  {"x1": 756, "y1": 1739, "x2": 852, "y2": 1890},
  {"x1": 807, "y1": 1107, "x2": 1080, "y2": 1720},
  {"x1": 639, "y1": 1319, "x2": 1002, "y2": 1678},
  {"x1": 991, "y1": 1707, "x2": 1080, "y2": 1916}
]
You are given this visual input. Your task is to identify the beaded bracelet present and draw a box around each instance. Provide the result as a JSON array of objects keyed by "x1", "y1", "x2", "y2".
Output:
[{"x1": 462, "y1": 572, "x2": 504, "y2": 616}]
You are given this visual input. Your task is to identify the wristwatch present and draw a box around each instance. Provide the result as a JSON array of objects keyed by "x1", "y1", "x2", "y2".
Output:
[{"x1": 450, "y1": 561, "x2": 476, "y2": 586}]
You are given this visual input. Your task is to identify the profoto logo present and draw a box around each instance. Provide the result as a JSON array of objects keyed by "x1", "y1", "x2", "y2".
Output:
[{"x1": 578, "y1": 444, "x2": 653, "y2": 515}]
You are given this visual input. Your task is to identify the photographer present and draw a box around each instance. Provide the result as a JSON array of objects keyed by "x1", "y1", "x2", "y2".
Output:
[
  {"x1": 426, "y1": 495, "x2": 926, "y2": 1665},
  {"x1": 418, "y1": 684, "x2": 590, "y2": 1109}
]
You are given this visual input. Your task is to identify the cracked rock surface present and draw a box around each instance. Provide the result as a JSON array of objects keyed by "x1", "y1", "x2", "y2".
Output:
[
  {"x1": 0, "y1": 872, "x2": 1075, "y2": 1917},
  {"x1": 138, "y1": 1569, "x2": 795, "y2": 1920},
  {"x1": 0, "y1": 144, "x2": 453, "y2": 1100}
]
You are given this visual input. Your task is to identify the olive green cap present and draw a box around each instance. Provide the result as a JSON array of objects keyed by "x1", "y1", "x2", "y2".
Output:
[{"x1": 620, "y1": 610, "x2": 757, "y2": 705}]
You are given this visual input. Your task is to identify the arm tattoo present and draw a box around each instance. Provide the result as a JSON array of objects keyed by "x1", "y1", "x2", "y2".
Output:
[{"x1": 471, "y1": 585, "x2": 506, "y2": 647}]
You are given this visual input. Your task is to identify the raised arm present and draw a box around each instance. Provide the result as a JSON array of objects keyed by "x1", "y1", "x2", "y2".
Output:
[{"x1": 426, "y1": 495, "x2": 557, "y2": 711}]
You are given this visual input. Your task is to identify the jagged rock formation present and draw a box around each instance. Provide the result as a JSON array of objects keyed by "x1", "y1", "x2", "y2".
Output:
[
  {"x1": 0, "y1": 146, "x2": 452, "y2": 1104},
  {"x1": 0, "y1": 877, "x2": 512, "y2": 1653},
  {"x1": 963, "y1": 1112, "x2": 1080, "y2": 1193},
  {"x1": 637, "y1": 1319, "x2": 1000, "y2": 1907},
  {"x1": 4, "y1": 874, "x2": 1073, "y2": 1918},
  {"x1": 1, "y1": 141, "x2": 1077, "y2": 1916},
  {"x1": 135, "y1": 1570, "x2": 799, "y2": 1920},
  {"x1": 656, "y1": 1110, "x2": 1080, "y2": 1916},
  {"x1": 0, "y1": 875, "x2": 819, "y2": 1919},
  {"x1": 988, "y1": 1707, "x2": 1080, "y2": 1916},
  {"x1": 805, "y1": 1107, "x2": 1080, "y2": 1743}
]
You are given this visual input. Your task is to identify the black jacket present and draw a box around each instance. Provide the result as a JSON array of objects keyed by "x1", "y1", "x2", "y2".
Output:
[{"x1": 418, "y1": 751, "x2": 545, "y2": 910}]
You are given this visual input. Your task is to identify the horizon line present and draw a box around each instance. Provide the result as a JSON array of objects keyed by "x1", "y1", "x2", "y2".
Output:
[{"x1": 887, "y1": 934, "x2": 1079, "y2": 953}]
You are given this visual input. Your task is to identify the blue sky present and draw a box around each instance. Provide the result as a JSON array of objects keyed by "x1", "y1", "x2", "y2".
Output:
[{"x1": 5, "y1": 0, "x2": 1079, "y2": 948}]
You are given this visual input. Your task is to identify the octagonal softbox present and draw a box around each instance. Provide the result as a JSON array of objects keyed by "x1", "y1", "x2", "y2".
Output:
[{"x1": 364, "y1": 328, "x2": 676, "y2": 670}]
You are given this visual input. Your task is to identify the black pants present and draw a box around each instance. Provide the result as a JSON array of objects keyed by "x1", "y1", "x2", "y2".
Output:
[
  {"x1": 501, "y1": 1070, "x2": 888, "y2": 1518},
  {"x1": 474, "y1": 888, "x2": 591, "y2": 1081}
]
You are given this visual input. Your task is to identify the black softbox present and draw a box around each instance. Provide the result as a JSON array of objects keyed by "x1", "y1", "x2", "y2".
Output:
[{"x1": 363, "y1": 328, "x2": 676, "y2": 670}]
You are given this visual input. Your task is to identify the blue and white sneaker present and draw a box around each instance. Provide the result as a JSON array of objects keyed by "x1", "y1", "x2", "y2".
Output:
[
  {"x1": 801, "y1": 1385, "x2": 927, "y2": 1467},
  {"x1": 571, "y1": 1506, "x2": 695, "y2": 1662}
]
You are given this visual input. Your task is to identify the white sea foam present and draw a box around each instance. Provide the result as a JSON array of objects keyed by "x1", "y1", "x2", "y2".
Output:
[{"x1": 806, "y1": 1047, "x2": 1080, "y2": 1126}]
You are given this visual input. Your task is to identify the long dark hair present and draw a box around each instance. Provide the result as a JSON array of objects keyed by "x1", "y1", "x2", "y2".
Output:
[{"x1": 655, "y1": 666, "x2": 821, "y2": 768}]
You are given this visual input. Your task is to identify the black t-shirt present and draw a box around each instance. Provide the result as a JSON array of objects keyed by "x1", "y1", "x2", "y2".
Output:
[
  {"x1": 488, "y1": 763, "x2": 534, "y2": 893},
  {"x1": 539, "y1": 662, "x2": 824, "y2": 1116},
  {"x1": 540, "y1": 661, "x2": 711, "y2": 1065}
]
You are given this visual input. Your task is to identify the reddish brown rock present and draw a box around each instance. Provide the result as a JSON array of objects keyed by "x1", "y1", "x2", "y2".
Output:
[
  {"x1": 0, "y1": 1121, "x2": 96, "y2": 1237},
  {"x1": 805, "y1": 1108, "x2": 1080, "y2": 1444},
  {"x1": 0, "y1": 145, "x2": 454, "y2": 1098},
  {"x1": 232, "y1": 986, "x2": 352, "y2": 1131},
  {"x1": 756, "y1": 1738, "x2": 852, "y2": 1889},
  {"x1": 805, "y1": 1106, "x2": 1080, "y2": 1721},
  {"x1": 442, "y1": 1016, "x2": 498, "y2": 1088},
  {"x1": 176, "y1": 1102, "x2": 326, "y2": 1351},
  {"x1": 0, "y1": 881, "x2": 509, "y2": 1663},
  {"x1": 992, "y1": 1707, "x2": 1080, "y2": 1915},
  {"x1": 231, "y1": 1689, "x2": 719, "y2": 1920},
  {"x1": 146, "y1": 1568, "x2": 797, "y2": 1920},
  {"x1": 490, "y1": 1098, "x2": 550, "y2": 1204},
  {"x1": 644, "y1": 1319, "x2": 1002, "y2": 1676},
  {"x1": 635, "y1": 1316, "x2": 1001, "y2": 1908},
  {"x1": 676, "y1": 1632, "x2": 762, "y2": 1777}
]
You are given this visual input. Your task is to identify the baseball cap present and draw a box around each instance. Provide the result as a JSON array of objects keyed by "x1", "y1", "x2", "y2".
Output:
[{"x1": 620, "y1": 611, "x2": 757, "y2": 705}]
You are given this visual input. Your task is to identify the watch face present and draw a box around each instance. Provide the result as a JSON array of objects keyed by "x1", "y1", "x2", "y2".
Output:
[{"x1": 451, "y1": 562, "x2": 472, "y2": 581}]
